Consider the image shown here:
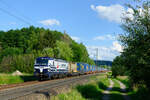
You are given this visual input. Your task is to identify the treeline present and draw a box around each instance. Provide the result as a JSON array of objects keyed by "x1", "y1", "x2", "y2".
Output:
[
  {"x1": 0, "y1": 26, "x2": 94, "y2": 73},
  {"x1": 112, "y1": 0, "x2": 150, "y2": 92},
  {"x1": 94, "y1": 60, "x2": 112, "y2": 66}
]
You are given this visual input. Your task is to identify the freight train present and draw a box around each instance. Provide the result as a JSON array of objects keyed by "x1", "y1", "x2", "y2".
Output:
[{"x1": 34, "y1": 57, "x2": 105, "y2": 80}]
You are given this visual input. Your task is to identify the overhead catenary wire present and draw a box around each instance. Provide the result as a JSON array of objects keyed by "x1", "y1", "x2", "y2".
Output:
[
  {"x1": 0, "y1": 0, "x2": 34, "y2": 24},
  {"x1": 0, "y1": 7, "x2": 31, "y2": 25},
  {"x1": 0, "y1": 0, "x2": 32, "y2": 25}
]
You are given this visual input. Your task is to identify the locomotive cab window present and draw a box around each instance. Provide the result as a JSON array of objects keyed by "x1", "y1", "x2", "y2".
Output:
[{"x1": 36, "y1": 59, "x2": 48, "y2": 65}]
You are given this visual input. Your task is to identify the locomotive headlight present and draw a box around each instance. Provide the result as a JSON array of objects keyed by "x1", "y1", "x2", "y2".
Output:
[
  {"x1": 39, "y1": 68, "x2": 43, "y2": 73},
  {"x1": 48, "y1": 69, "x2": 50, "y2": 72}
]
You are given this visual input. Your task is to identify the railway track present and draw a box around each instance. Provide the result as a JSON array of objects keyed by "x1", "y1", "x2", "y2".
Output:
[
  {"x1": 0, "y1": 81, "x2": 39, "y2": 91},
  {"x1": 0, "y1": 73, "x2": 101, "y2": 100}
]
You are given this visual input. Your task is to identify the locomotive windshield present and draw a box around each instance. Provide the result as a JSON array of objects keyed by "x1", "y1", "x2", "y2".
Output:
[{"x1": 36, "y1": 59, "x2": 48, "y2": 65}]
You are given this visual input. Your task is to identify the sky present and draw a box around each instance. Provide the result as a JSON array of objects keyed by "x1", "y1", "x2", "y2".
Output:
[{"x1": 0, "y1": 0, "x2": 136, "y2": 61}]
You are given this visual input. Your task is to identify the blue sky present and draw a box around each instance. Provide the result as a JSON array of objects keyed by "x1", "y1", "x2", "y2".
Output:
[{"x1": 0, "y1": 0, "x2": 135, "y2": 61}]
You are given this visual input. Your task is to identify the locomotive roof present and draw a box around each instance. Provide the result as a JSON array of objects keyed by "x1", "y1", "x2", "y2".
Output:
[
  {"x1": 36, "y1": 57, "x2": 68, "y2": 62},
  {"x1": 55, "y1": 59, "x2": 68, "y2": 62},
  {"x1": 36, "y1": 57, "x2": 54, "y2": 60}
]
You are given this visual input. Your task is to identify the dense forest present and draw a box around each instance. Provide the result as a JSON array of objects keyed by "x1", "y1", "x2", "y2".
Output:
[{"x1": 0, "y1": 26, "x2": 94, "y2": 73}]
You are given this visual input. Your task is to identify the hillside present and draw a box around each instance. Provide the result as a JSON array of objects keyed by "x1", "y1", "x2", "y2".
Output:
[
  {"x1": 94, "y1": 60, "x2": 112, "y2": 66},
  {"x1": 0, "y1": 26, "x2": 94, "y2": 73}
]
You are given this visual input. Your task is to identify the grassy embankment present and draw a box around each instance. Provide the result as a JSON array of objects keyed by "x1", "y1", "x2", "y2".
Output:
[
  {"x1": 51, "y1": 74, "x2": 130, "y2": 100},
  {"x1": 1, "y1": 73, "x2": 149, "y2": 100},
  {"x1": 52, "y1": 74, "x2": 110, "y2": 100},
  {"x1": 0, "y1": 73, "x2": 36, "y2": 85},
  {"x1": 52, "y1": 74, "x2": 150, "y2": 100}
]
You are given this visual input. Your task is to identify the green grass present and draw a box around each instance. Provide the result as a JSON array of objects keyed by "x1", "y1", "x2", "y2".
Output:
[
  {"x1": 90, "y1": 75, "x2": 97, "y2": 80},
  {"x1": 52, "y1": 75, "x2": 125, "y2": 100},
  {"x1": 0, "y1": 73, "x2": 37, "y2": 84},
  {"x1": 98, "y1": 78, "x2": 110, "y2": 91},
  {"x1": 116, "y1": 76, "x2": 150, "y2": 100},
  {"x1": 52, "y1": 89, "x2": 86, "y2": 100},
  {"x1": 51, "y1": 74, "x2": 110, "y2": 100},
  {"x1": 52, "y1": 75, "x2": 150, "y2": 100},
  {"x1": 111, "y1": 79, "x2": 121, "y2": 92},
  {"x1": 76, "y1": 84, "x2": 102, "y2": 100},
  {"x1": 0, "y1": 74, "x2": 24, "y2": 84}
]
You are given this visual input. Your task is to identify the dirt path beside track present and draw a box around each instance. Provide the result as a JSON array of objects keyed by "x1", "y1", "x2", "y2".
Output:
[
  {"x1": 102, "y1": 79, "x2": 114, "y2": 100},
  {"x1": 102, "y1": 78, "x2": 130, "y2": 100},
  {"x1": 116, "y1": 80, "x2": 130, "y2": 100}
]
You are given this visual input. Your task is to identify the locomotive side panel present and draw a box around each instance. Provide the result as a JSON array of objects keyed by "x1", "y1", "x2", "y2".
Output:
[{"x1": 54, "y1": 59, "x2": 68, "y2": 72}]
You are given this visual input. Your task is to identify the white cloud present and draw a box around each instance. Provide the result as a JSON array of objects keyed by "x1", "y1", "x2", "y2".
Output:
[
  {"x1": 71, "y1": 36, "x2": 80, "y2": 42},
  {"x1": 39, "y1": 19, "x2": 60, "y2": 26},
  {"x1": 111, "y1": 41, "x2": 123, "y2": 52},
  {"x1": 91, "y1": 4, "x2": 133, "y2": 23},
  {"x1": 86, "y1": 41, "x2": 123, "y2": 61},
  {"x1": 87, "y1": 46, "x2": 119, "y2": 61},
  {"x1": 93, "y1": 34, "x2": 115, "y2": 41}
]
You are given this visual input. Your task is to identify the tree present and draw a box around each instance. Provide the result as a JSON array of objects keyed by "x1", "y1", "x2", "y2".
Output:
[
  {"x1": 120, "y1": 0, "x2": 150, "y2": 89},
  {"x1": 1, "y1": 30, "x2": 24, "y2": 49},
  {"x1": 112, "y1": 56, "x2": 127, "y2": 78},
  {"x1": 71, "y1": 41, "x2": 82, "y2": 62},
  {"x1": 70, "y1": 42, "x2": 95, "y2": 64},
  {"x1": 0, "y1": 47, "x2": 23, "y2": 57},
  {"x1": 43, "y1": 48, "x2": 54, "y2": 57},
  {"x1": 54, "y1": 41, "x2": 73, "y2": 61}
]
